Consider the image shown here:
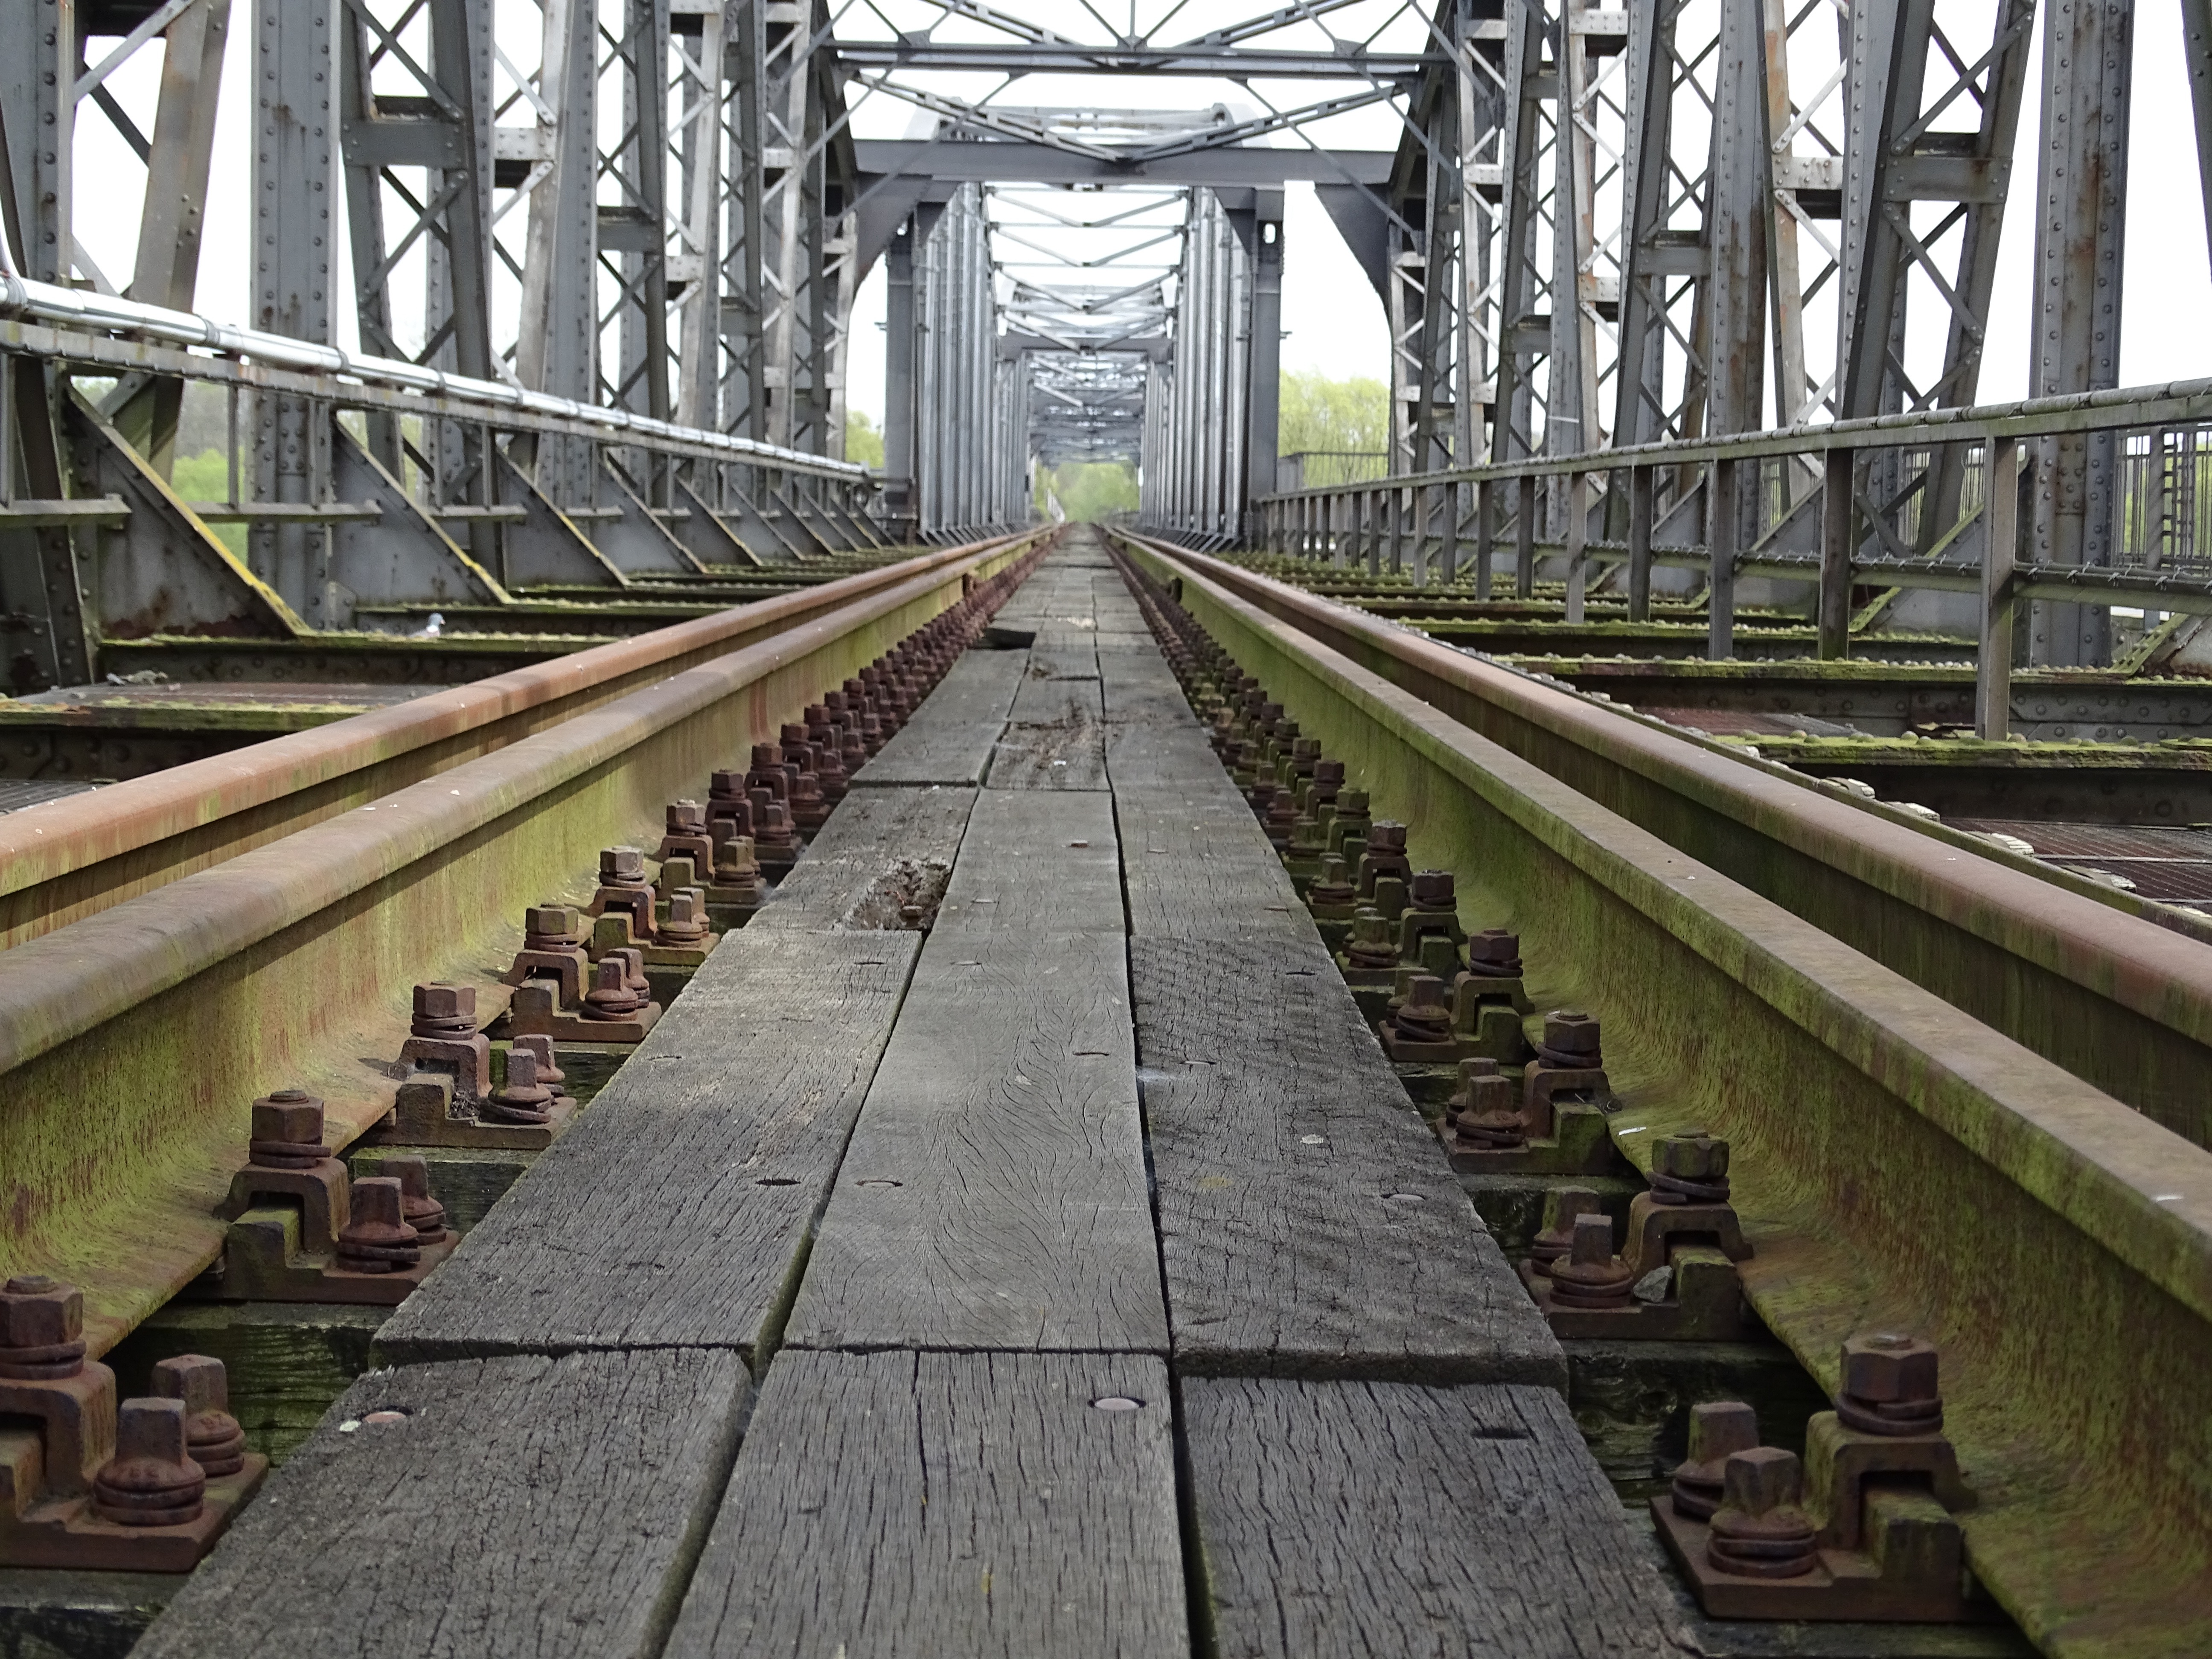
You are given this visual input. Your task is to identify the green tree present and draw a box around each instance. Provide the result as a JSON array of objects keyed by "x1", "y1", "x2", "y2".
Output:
[
  {"x1": 170, "y1": 448, "x2": 247, "y2": 557},
  {"x1": 1277, "y1": 369, "x2": 1387, "y2": 486},
  {"x1": 1037, "y1": 460, "x2": 1138, "y2": 523},
  {"x1": 845, "y1": 409, "x2": 885, "y2": 469}
]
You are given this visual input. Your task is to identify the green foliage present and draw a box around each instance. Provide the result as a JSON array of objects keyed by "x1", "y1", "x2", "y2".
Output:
[
  {"x1": 1278, "y1": 369, "x2": 1388, "y2": 485},
  {"x1": 169, "y1": 448, "x2": 247, "y2": 557},
  {"x1": 845, "y1": 409, "x2": 885, "y2": 469},
  {"x1": 1037, "y1": 461, "x2": 1138, "y2": 523}
]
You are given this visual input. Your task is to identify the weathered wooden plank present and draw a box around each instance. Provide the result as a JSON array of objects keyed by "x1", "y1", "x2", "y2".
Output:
[
  {"x1": 991, "y1": 725, "x2": 1110, "y2": 790},
  {"x1": 1183, "y1": 1377, "x2": 1690, "y2": 1659},
  {"x1": 376, "y1": 931, "x2": 920, "y2": 1362},
  {"x1": 931, "y1": 789, "x2": 1124, "y2": 938},
  {"x1": 784, "y1": 928, "x2": 1166, "y2": 1354},
  {"x1": 1133, "y1": 935, "x2": 1563, "y2": 1385},
  {"x1": 1115, "y1": 786, "x2": 1312, "y2": 939},
  {"x1": 853, "y1": 650, "x2": 1025, "y2": 786},
  {"x1": 748, "y1": 784, "x2": 976, "y2": 931},
  {"x1": 1011, "y1": 672, "x2": 1105, "y2": 725},
  {"x1": 667, "y1": 1350, "x2": 1187, "y2": 1659},
  {"x1": 1096, "y1": 645, "x2": 1191, "y2": 714},
  {"x1": 1027, "y1": 639, "x2": 1101, "y2": 681},
  {"x1": 134, "y1": 1349, "x2": 749, "y2": 1659}
]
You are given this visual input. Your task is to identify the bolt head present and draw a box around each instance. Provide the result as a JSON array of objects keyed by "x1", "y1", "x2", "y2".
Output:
[
  {"x1": 1840, "y1": 1332, "x2": 1940, "y2": 1404},
  {"x1": 1466, "y1": 928, "x2": 1520, "y2": 966},
  {"x1": 1337, "y1": 789, "x2": 1369, "y2": 814},
  {"x1": 780, "y1": 722, "x2": 809, "y2": 745},
  {"x1": 711, "y1": 768, "x2": 746, "y2": 797},
  {"x1": 1721, "y1": 1446, "x2": 1803, "y2": 1516},
  {"x1": 350, "y1": 1177, "x2": 406, "y2": 1228},
  {"x1": 251, "y1": 1092, "x2": 325, "y2": 1146},
  {"x1": 114, "y1": 1397, "x2": 191, "y2": 1464},
  {"x1": 1409, "y1": 869, "x2": 1455, "y2": 907},
  {"x1": 150, "y1": 1354, "x2": 231, "y2": 1415},
  {"x1": 669, "y1": 891, "x2": 702, "y2": 925},
  {"x1": 1458, "y1": 1057, "x2": 1500, "y2": 1082},
  {"x1": 413, "y1": 982, "x2": 475, "y2": 1022},
  {"x1": 378, "y1": 1155, "x2": 432, "y2": 1199},
  {"x1": 600, "y1": 846, "x2": 645, "y2": 882},
  {"x1": 667, "y1": 800, "x2": 705, "y2": 831},
  {"x1": 1406, "y1": 974, "x2": 1448, "y2": 1011},
  {"x1": 1686, "y1": 1400, "x2": 1761, "y2": 1465},
  {"x1": 751, "y1": 742, "x2": 781, "y2": 767},
  {"x1": 1543, "y1": 1009, "x2": 1601, "y2": 1055},
  {"x1": 1653, "y1": 1131, "x2": 1729, "y2": 1182},
  {"x1": 1369, "y1": 820, "x2": 1408, "y2": 850},
  {"x1": 1350, "y1": 908, "x2": 1390, "y2": 943},
  {"x1": 1569, "y1": 1211, "x2": 1615, "y2": 1266},
  {"x1": 527, "y1": 904, "x2": 578, "y2": 939},
  {"x1": 0, "y1": 1276, "x2": 81, "y2": 1348}
]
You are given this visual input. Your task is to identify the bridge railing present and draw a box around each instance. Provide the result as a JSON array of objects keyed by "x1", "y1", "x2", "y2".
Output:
[
  {"x1": 1246, "y1": 378, "x2": 2212, "y2": 739},
  {"x1": 0, "y1": 273, "x2": 892, "y2": 681}
]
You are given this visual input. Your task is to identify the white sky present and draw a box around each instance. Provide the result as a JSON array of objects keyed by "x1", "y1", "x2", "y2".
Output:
[{"x1": 64, "y1": 0, "x2": 2212, "y2": 427}]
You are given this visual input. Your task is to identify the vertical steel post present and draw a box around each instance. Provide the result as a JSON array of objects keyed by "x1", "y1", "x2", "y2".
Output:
[
  {"x1": 1515, "y1": 474, "x2": 1536, "y2": 596},
  {"x1": 1563, "y1": 469, "x2": 1588, "y2": 623},
  {"x1": 1818, "y1": 447, "x2": 1854, "y2": 658},
  {"x1": 1475, "y1": 477, "x2": 1494, "y2": 599},
  {"x1": 1978, "y1": 437, "x2": 2020, "y2": 739},
  {"x1": 1627, "y1": 463, "x2": 1653, "y2": 621},
  {"x1": 1708, "y1": 456, "x2": 1739, "y2": 659}
]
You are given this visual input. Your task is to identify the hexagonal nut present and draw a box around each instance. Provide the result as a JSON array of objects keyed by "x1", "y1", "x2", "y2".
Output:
[
  {"x1": 413, "y1": 982, "x2": 476, "y2": 1022},
  {"x1": 1368, "y1": 820, "x2": 1409, "y2": 850},
  {"x1": 150, "y1": 1354, "x2": 231, "y2": 1415},
  {"x1": 750, "y1": 742, "x2": 781, "y2": 768},
  {"x1": 1409, "y1": 869, "x2": 1455, "y2": 907},
  {"x1": 1314, "y1": 758, "x2": 1345, "y2": 784},
  {"x1": 780, "y1": 722, "x2": 809, "y2": 745},
  {"x1": 710, "y1": 769, "x2": 746, "y2": 797},
  {"x1": 1337, "y1": 789, "x2": 1369, "y2": 815},
  {"x1": 600, "y1": 846, "x2": 646, "y2": 882},
  {"x1": 1721, "y1": 1446, "x2": 1803, "y2": 1516},
  {"x1": 1405, "y1": 974, "x2": 1448, "y2": 1011},
  {"x1": 1841, "y1": 1332, "x2": 1940, "y2": 1405},
  {"x1": 1292, "y1": 737, "x2": 1321, "y2": 760},
  {"x1": 667, "y1": 800, "x2": 706, "y2": 832},
  {"x1": 250, "y1": 1091, "x2": 325, "y2": 1146},
  {"x1": 1653, "y1": 1131, "x2": 1729, "y2": 1182},
  {"x1": 527, "y1": 904, "x2": 579, "y2": 940},
  {"x1": 1466, "y1": 928, "x2": 1521, "y2": 967},
  {"x1": 1569, "y1": 1211, "x2": 1617, "y2": 1266},
  {"x1": 0, "y1": 1275, "x2": 82, "y2": 1349},
  {"x1": 669, "y1": 891, "x2": 704, "y2": 927},
  {"x1": 1686, "y1": 1400, "x2": 1761, "y2": 1465},
  {"x1": 1543, "y1": 1009, "x2": 1601, "y2": 1057}
]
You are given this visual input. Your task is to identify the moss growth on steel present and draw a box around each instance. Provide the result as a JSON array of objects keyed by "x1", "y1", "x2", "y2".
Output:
[{"x1": 1122, "y1": 532, "x2": 2212, "y2": 1658}]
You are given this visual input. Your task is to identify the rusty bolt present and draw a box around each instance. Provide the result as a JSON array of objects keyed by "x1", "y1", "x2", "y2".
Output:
[
  {"x1": 411, "y1": 983, "x2": 477, "y2": 1034},
  {"x1": 1345, "y1": 908, "x2": 1397, "y2": 968},
  {"x1": 1650, "y1": 1130, "x2": 1732, "y2": 1205},
  {"x1": 1669, "y1": 1401, "x2": 1761, "y2": 1520},
  {"x1": 751, "y1": 742, "x2": 782, "y2": 768},
  {"x1": 249, "y1": 1090, "x2": 328, "y2": 1169},
  {"x1": 1393, "y1": 975, "x2": 1453, "y2": 1042},
  {"x1": 1547, "y1": 1213, "x2": 1636, "y2": 1309},
  {"x1": 376, "y1": 1155, "x2": 448, "y2": 1243},
  {"x1": 1836, "y1": 1333, "x2": 1944, "y2": 1435},
  {"x1": 525, "y1": 905, "x2": 582, "y2": 948},
  {"x1": 336, "y1": 1178, "x2": 422, "y2": 1275},
  {"x1": 92, "y1": 1399, "x2": 206, "y2": 1528},
  {"x1": 582, "y1": 957, "x2": 647, "y2": 1020},
  {"x1": 1464, "y1": 928, "x2": 1522, "y2": 974},
  {"x1": 0, "y1": 1274, "x2": 86, "y2": 1379},
  {"x1": 150, "y1": 1355, "x2": 247, "y2": 1478},
  {"x1": 1409, "y1": 869, "x2": 1455, "y2": 910},
  {"x1": 599, "y1": 846, "x2": 648, "y2": 885},
  {"x1": 1723, "y1": 1445, "x2": 1804, "y2": 1516},
  {"x1": 1314, "y1": 758, "x2": 1346, "y2": 787},
  {"x1": 660, "y1": 890, "x2": 710, "y2": 946},
  {"x1": 1538, "y1": 1010, "x2": 1601, "y2": 1063},
  {"x1": 667, "y1": 800, "x2": 706, "y2": 833},
  {"x1": 1336, "y1": 788, "x2": 1370, "y2": 817},
  {"x1": 710, "y1": 768, "x2": 748, "y2": 799},
  {"x1": 1309, "y1": 854, "x2": 1353, "y2": 901},
  {"x1": 507, "y1": 1033, "x2": 568, "y2": 1093},
  {"x1": 1368, "y1": 820, "x2": 1408, "y2": 852},
  {"x1": 1530, "y1": 1192, "x2": 1603, "y2": 1271}
]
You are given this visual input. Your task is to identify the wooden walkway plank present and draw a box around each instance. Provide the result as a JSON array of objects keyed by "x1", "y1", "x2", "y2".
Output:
[
  {"x1": 931, "y1": 789, "x2": 1124, "y2": 938},
  {"x1": 133, "y1": 1350, "x2": 750, "y2": 1659},
  {"x1": 667, "y1": 1350, "x2": 1187, "y2": 1659},
  {"x1": 1184, "y1": 1377, "x2": 1692, "y2": 1659},
  {"x1": 853, "y1": 651, "x2": 1027, "y2": 786},
  {"x1": 376, "y1": 931, "x2": 921, "y2": 1363},
  {"x1": 1010, "y1": 672, "x2": 1105, "y2": 725},
  {"x1": 783, "y1": 928, "x2": 1166, "y2": 1355},
  {"x1": 1115, "y1": 786, "x2": 1314, "y2": 940},
  {"x1": 1133, "y1": 936, "x2": 1562, "y2": 1385},
  {"x1": 747, "y1": 784, "x2": 977, "y2": 931}
]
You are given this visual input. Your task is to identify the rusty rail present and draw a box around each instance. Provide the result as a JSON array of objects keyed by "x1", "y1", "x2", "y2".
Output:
[
  {"x1": 1117, "y1": 532, "x2": 2212, "y2": 1152},
  {"x1": 0, "y1": 533, "x2": 1035, "y2": 952},
  {"x1": 1115, "y1": 529, "x2": 2212, "y2": 1659},
  {"x1": 0, "y1": 527, "x2": 1051, "y2": 1355}
]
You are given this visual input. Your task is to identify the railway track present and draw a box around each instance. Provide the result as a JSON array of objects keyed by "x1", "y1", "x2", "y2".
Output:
[{"x1": 0, "y1": 524, "x2": 2201, "y2": 1656}]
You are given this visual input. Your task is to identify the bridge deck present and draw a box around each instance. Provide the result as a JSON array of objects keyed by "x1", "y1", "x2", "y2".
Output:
[{"x1": 129, "y1": 532, "x2": 1686, "y2": 1657}]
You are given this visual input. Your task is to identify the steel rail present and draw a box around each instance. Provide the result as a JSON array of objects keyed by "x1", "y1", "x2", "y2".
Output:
[
  {"x1": 1115, "y1": 533, "x2": 2212, "y2": 1150},
  {"x1": 0, "y1": 533, "x2": 1039, "y2": 952},
  {"x1": 0, "y1": 529, "x2": 1050, "y2": 1356},
  {"x1": 1115, "y1": 530, "x2": 2212, "y2": 1657}
]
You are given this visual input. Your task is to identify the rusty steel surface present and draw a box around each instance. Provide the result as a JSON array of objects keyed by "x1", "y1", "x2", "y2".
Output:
[
  {"x1": 1133, "y1": 538, "x2": 2212, "y2": 1149},
  {"x1": 0, "y1": 530, "x2": 1047, "y2": 1361},
  {"x1": 1119, "y1": 531, "x2": 2212, "y2": 1656},
  {"x1": 0, "y1": 534, "x2": 1031, "y2": 952}
]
